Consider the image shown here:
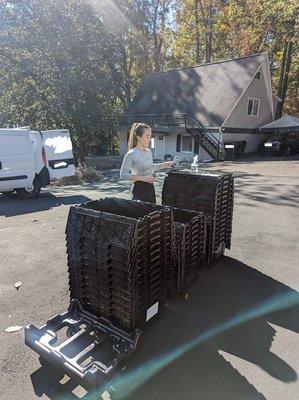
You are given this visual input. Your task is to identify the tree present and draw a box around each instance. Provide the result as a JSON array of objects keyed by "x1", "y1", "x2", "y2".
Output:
[
  {"x1": 0, "y1": 0, "x2": 124, "y2": 158},
  {"x1": 275, "y1": 16, "x2": 297, "y2": 117},
  {"x1": 170, "y1": 0, "x2": 220, "y2": 67},
  {"x1": 0, "y1": 0, "x2": 297, "y2": 152},
  {"x1": 216, "y1": 0, "x2": 298, "y2": 115},
  {"x1": 146, "y1": 0, "x2": 174, "y2": 72}
]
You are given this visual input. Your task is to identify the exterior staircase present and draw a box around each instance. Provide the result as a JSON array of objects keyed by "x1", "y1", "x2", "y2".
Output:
[{"x1": 186, "y1": 116, "x2": 224, "y2": 161}]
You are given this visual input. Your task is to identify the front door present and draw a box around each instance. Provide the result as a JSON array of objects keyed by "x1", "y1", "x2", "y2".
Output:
[{"x1": 155, "y1": 134, "x2": 165, "y2": 160}]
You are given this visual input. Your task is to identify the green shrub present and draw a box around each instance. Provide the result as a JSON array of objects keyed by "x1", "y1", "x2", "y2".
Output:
[{"x1": 76, "y1": 163, "x2": 103, "y2": 183}]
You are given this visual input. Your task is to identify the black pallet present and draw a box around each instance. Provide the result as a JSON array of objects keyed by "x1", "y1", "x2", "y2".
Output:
[{"x1": 25, "y1": 299, "x2": 141, "y2": 388}]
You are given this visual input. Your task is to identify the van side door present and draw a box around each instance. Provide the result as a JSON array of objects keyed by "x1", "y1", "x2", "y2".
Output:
[
  {"x1": 41, "y1": 130, "x2": 75, "y2": 179},
  {"x1": 0, "y1": 129, "x2": 35, "y2": 191}
]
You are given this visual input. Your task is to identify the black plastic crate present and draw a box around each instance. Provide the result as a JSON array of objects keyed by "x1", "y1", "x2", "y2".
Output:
[
  {"x1": 162, "y1": 170, "x2": 234, "y2": 263},
  {"x1": 65, "y1": 198, "x2": 175, "y2": 331},
  {"x1": 170, "y1": 207, "x2": 207, "y2": 291}
]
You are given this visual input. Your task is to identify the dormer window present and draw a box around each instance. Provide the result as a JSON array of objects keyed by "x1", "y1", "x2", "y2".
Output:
[
  {"x1": 254, "y1": 71, "x2": 261, "y2": 79},
  {"x1": 247, "y1": 98, "x2": 260, "y2": 116}
]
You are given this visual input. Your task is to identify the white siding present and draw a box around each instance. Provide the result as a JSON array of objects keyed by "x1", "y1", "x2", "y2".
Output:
[
  {"x1": 221, "y1": 63, "x2": 274, "y2": 153},
  {"x1": 223, "y1": 65, "x2": 273, "y2": 129},
  {"x1": 154, "y1": 131, "x2": 221, "y2": 161},
  {"x1": 165, "y1": 133, "x2": 194, "y2": 162}
]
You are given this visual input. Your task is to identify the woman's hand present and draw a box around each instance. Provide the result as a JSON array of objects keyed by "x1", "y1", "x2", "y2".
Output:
[
  {"x1": 132, "y1": 175, "x2": 155, "y2": 183},
  {"x1": 140, "y1": 176, "x2": 155, "y2": 183},
  {"x1": 160, "y1": 161, "x2": 173, "y2": 169}
]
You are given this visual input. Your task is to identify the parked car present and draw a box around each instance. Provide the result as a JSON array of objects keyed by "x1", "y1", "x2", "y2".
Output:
[
  {"x1": 0, "y1": 128, "x2": 75, "y2": 198},
  {"x1": 259, "y1": 132, "x2": 299, "y2": 156}
]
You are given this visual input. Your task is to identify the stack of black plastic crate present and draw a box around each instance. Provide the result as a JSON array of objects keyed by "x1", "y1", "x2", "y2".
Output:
[
  {"x1": 137, "y1": 204, "x2": 207, "y2": 293},
  {"x1": 162, "y1": 170, "x2": 234, "y2": 263},
  {"x1": 25, "y1": 171, "x2": 236, "y2": 386},
  {"x1": 65, "y1": 198, "x2": 175, "y2": 332},
  {"x1": 171, "y1": 207, "x2": 207, "y2": 292}
]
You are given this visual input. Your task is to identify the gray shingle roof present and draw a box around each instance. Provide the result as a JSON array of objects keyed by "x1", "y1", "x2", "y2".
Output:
[
  {"x1": 259, "y1": 115, "x2": 299, "y2": 131},
  {"x1": 127, "y1": 53, "x2": 266, "y2": 127}
]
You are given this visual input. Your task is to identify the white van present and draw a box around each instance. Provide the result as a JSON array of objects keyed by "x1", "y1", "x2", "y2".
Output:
[{"x1": 0, "y1": 128, "x2": 75, "y2": 198}]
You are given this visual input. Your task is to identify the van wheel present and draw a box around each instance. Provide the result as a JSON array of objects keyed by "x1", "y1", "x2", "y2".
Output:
[{"x1": 16, "y1": 177, "x2": 41, "y2": 199}]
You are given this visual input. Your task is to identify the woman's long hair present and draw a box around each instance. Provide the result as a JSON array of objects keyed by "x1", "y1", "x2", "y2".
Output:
[{"x1": 127, "y1": 123, "x2": 151, "y2": 150}]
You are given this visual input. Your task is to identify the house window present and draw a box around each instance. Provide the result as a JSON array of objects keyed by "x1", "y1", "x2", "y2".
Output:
[
  {"x1": 254, "y1": 71, "x2": 261, "y2": 80},
  {"x1": 247, "y1": 98, "x2": 260, "y2": 116},
  {"x1": 181, "y1": 135, "x2": 193, "y2": 152}
]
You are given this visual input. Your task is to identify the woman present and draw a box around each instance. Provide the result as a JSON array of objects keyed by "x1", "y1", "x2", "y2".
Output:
[{"x1": 120, "y1": 123, "x2": 172, "y2": 203}]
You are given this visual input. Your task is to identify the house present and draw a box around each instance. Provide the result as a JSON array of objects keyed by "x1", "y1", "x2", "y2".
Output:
[{"x1": 119, "y1": 53, "x2": 279, "y2": 161}]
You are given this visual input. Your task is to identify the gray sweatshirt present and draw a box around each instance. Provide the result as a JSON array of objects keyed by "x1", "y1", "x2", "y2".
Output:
[{"x1": 120, "y1": 148, "x2": 162, "y2": 181}]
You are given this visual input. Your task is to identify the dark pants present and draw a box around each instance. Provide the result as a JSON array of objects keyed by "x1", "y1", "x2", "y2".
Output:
[{"x1": 132, "y1": 181, "x2": 156, "y2": 204}]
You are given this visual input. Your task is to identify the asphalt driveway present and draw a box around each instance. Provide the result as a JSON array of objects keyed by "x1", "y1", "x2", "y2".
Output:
[{"x1": 0, "y1": 156, "x2": 298, "y2": 400}]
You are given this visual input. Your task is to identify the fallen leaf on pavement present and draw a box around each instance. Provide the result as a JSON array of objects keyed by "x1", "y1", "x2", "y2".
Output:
[
  {"x1": 4, "y1": 325, "x2": 23, "y2": 333},
  {"x1": 14, "y1": 281, "x2": 22, "y2": 289},
  {"x1": 101, "y1": 391, "x2": 111, "y2": 400}
]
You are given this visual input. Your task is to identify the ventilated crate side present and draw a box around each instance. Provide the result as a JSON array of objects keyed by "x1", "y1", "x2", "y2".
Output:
[{"x1": 65, "y1": 199, "x2": 175, "y2": 331}]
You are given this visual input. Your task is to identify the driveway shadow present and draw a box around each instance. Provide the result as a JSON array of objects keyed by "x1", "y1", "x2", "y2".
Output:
[
  {"x1": 198, "y1": 153, "x2": 299, "y2": 166},
  {"x1": 29, "y1": 257, "x2": 299, "y2": 399},
  {"x1": 0, "y1": 192, "x2": 92, "y2": 217},
  {"x1": 229, "y1": 172, "x2": 299, "y2": 208}
]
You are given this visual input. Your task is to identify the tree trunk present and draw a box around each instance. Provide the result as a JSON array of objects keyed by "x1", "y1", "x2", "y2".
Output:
[
  {"x1": 152, "y1": 2, "x2": 161, "y2": 72},
  {"x1": 154, "y1": 37, "x2": 161, "y2": 72},
  {"x1": 276, "y1": 34, "x2": 294, "y2": 118},
  {"x1": 194, "y1": 0, "x2": 200, "y2": 64},
  {"x1": 119, "y1": 33, "x2": 132, "y2": 105},
  {"x1": 205, "y1": 0, "x2": 213, "y2": 63}
]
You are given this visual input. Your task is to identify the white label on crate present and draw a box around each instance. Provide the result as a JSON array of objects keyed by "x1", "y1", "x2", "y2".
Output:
[{"x1": 146, "y1": 302, "x2": 159, "y2": 322}]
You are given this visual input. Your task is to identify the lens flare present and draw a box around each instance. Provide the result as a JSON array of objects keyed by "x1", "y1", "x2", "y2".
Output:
[
  {"x1": 97, "y1": 290, "x2": 299, "y2": 399},
  {"x1": 88, "y1": 0, "x2": 133, "y2": 33}
]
